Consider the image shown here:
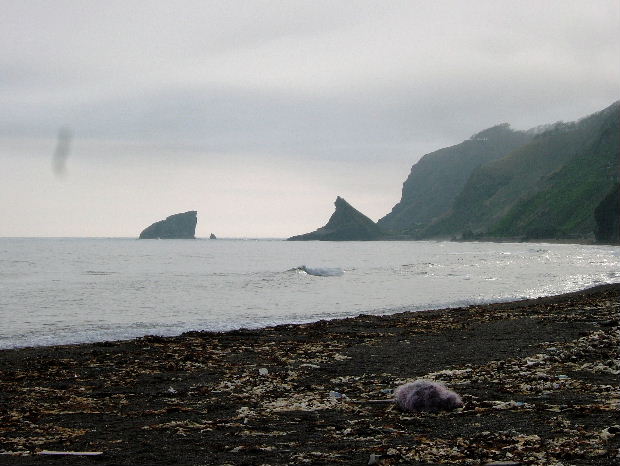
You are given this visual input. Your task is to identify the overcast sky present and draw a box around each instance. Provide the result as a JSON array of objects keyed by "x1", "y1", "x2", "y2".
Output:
[{"x1": 1, "y1": 0, "x2": 619, "y2": 237}]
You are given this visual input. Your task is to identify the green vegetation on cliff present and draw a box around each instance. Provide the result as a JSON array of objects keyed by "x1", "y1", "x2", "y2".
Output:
[
  {"x1": 490, "y1": 110, "x2": 619, "y2": 239},
  {"x1": 378, "y1": 124, "x2": 532, "y2": 235},
  {"x1": 382, "y1": 101, "x2": 619, "y2": 242}
]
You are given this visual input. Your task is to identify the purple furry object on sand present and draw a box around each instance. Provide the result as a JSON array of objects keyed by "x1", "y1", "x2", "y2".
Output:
[{"x1": 394, "y1": 380, "x2": 463, "y2": 412}]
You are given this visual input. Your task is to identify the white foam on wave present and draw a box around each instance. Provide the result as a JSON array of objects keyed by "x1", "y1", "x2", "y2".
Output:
[
  {"x1": 297, "y1": 265, "x2": 344, "y2": 277},
  {"x1": 3, "y1": 238, "x2": 618, "y2": 349}
]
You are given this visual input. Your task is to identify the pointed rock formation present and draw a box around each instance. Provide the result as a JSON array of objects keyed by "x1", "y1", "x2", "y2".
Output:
[
  {"x1": 288, "y1": 197, "x2": 385, "y2": 241},
  {"x1": 209, "y1": 233, "x2": 217, "y2": 239},
  {"x1": 139, "y1": 211, "x2": 197, "y2": 239}
]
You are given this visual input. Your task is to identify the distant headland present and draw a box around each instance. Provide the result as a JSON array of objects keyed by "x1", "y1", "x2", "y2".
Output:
[
  {"x1": 288, "y1": 101, "x2": 618, "y2": 244},
  {"x1": 376, "y1": 101, "x2": 619, "y2": 244}
]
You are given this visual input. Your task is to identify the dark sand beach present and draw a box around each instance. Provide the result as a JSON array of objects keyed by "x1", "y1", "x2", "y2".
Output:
[{"x1": 1, "y1": 284, "x2": 618, "y2": 465}]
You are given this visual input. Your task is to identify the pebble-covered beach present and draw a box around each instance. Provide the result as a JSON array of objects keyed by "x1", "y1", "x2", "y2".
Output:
[{"x1": 1, "y1": 284, "x2": 618, "y2": 465}]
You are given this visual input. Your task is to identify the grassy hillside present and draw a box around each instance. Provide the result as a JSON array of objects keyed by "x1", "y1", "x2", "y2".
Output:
[
  {"x1": 491, "y1": 110, "x2": 619, "y2": 238},
  {"x1": 378, "y1": 124, "x2": 532, "y2": 235},
  {"x1": 420, "y1": 101, "x2": 619, "y2": 241}
]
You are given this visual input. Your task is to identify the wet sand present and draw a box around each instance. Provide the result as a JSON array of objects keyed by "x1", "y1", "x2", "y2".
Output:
[{"x1": 1, "y1": 284, "x2": 619, "y2": 465}]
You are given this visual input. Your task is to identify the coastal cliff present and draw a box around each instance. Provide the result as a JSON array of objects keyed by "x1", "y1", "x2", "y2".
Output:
[
  {"x1": 288, "y1": 196, "x2": 384, "y2": 241},
  {"x1": 595, "y1": 184, "x2": 620, "y2": 243},
  {"x1": 139, "y1": 211, "x2": 197, "y2": 239},
  {"x1": 379, "y1": 100, "x2": 619, "y2": 241},
  {"x1": 378, "y1": 123, "x2": 532, "y2": 236}
]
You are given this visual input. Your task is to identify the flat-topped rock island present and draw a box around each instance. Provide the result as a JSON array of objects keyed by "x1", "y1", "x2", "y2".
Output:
[{"x1": 139, "y1": 211, "x2": 198, "y2": 239}]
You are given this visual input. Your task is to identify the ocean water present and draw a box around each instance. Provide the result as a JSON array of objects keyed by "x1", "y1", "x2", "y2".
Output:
[{"x1": 1, "y1": 238, "x2": 619, "y2": 349}]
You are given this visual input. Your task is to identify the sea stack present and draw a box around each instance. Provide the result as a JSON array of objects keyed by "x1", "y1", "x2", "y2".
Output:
[
  {"x1": 288, "y1": 196, "x2": 385, "y2": 241},
  {"x1": 139, "y1": 211, "x2": 197, "y2": 239},
  {"x1": 209, "y1": 233, "x2": 217, "y2": 239}
]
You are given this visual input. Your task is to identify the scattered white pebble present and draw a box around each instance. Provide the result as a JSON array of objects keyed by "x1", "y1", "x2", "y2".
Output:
[{"x1": 329, "y1": 391, "x2": 348, "y2": 400}]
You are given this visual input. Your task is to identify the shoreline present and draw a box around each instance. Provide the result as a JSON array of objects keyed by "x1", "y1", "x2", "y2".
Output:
[
  {"x1": 1, "y1": 284, "x2": 619, "y2": 465},
  {"x1": 4, "y1": 281, "x2": 620, "y2": 352},
  {"x1": 3, "y1": 237, "x2": 617, "y2": 245}
]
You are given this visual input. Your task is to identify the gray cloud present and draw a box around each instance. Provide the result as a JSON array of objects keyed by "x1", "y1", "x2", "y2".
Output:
[
  {"x1": 1, "y1": 0, "x2": 619, "y2": 236},
  {"x1": 3, "y1": 2, "x2": 618, "y2": 142}
]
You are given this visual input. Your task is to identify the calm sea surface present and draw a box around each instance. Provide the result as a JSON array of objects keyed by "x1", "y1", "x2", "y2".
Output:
[{"x1": 1, "y1": 238, "x2": 619, "y2": 349}]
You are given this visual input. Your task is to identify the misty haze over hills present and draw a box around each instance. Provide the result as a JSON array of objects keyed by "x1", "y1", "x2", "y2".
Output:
[
  {"x1": 293, "y1": 101, "x2": 619, "y2": 243},
  {"x1": 377, "y1": 124, "x2": 534, "y2": 234},
  {"x1": 0, "y1": 1, "x2": 618, "y2": 238},
  {"x1": 378, "y1": 101, "x2": 620, "y2": 243}
]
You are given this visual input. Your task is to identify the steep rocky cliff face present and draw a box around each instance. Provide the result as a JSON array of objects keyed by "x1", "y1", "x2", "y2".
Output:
[
  {"x1": 288, "y1": 197, "x2": 384, "y2": 241},
  {"x1": 425, "y1": 101, "x2": 620, "y2": 240},
  {"x1": 378, "y1": 101, "x2": 619, "y2": 242},
  {"x1": 378, "y1": 124, "x2": 532, "y2": 236},
  {"x1": 595, "y1": 184, "x2": 620, "y2": 243},
  {"x1": 139, "y1": 211, "x2": 197, "y2": 239}
]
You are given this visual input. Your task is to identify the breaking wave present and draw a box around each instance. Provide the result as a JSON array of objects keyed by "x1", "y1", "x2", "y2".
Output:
[{"x1": 295, "y1": 265, "x2": 344, "y2": 277}]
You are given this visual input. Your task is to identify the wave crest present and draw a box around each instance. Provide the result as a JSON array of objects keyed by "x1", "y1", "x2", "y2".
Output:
[{"x1": 296, "y1": 265, "x2": 344, "y2": 277}]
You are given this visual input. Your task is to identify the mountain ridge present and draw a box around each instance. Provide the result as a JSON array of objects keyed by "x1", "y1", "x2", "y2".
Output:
[{"x1": 378, "y1": 123, "x2": 533, "y2": 235}]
